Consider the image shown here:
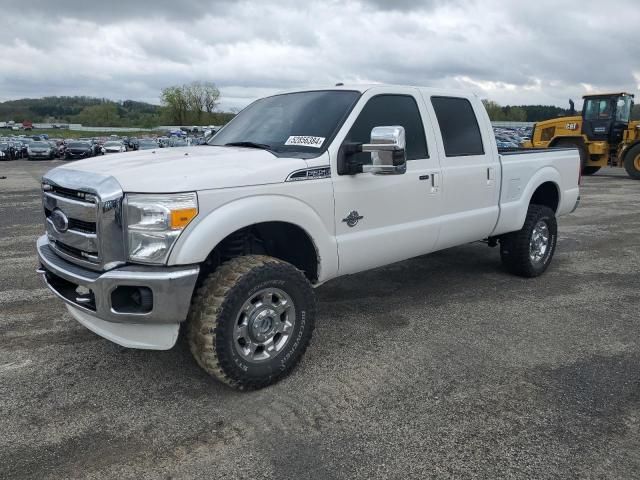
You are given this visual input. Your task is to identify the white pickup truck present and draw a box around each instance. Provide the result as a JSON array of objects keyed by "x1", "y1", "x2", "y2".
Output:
[{"x1": 37, "y1": 85, "x2": 580, "y2": 389}]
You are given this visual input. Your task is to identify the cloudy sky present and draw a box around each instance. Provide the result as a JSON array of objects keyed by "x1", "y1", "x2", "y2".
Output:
[{"x1": 1, "y1": 0, "x2": 639, "y2": 110}]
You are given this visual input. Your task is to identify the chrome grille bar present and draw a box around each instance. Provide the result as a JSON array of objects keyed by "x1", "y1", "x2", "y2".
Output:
[{"x1": 42, "y1": 169, "x2": 126, "y2": 272}]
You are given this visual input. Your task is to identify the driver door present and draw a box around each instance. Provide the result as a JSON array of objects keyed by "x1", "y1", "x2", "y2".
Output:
[{"x1": 330, "y1": 88, "x2": 442, "y2": 276}]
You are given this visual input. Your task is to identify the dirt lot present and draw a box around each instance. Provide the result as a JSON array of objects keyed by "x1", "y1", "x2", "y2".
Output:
[{"x1": 1, "y1": 160, "x2": 638, "y2": 479}]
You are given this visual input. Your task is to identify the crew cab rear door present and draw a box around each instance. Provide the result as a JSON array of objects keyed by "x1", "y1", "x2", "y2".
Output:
[
  {"x1": 329, "y1": 87, "x2": 442, "y2": 276},
  {"x1": 423, "y1": 94, "x2": 501, "y2": 249}
]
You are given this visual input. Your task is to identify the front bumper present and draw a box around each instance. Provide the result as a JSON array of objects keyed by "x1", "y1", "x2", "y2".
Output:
[{"x1": 36, "y1": 235, "x2": 199, "y2": 325}]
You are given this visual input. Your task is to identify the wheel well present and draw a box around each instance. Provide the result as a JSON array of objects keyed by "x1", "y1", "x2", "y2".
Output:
[
  {"x1": 549, "y1": 136, "x2": 585, "y2": 149},
  {"x1": 200, "y1": 222, "x2": 319, "y2": 284},
  {"x1": 530, "y1": 182, "x2": 559, "y2": 212}
]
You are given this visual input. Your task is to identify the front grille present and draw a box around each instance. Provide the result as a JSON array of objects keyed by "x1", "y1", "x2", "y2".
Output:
[
  {"x1": 69, "y1": 218, "x2": 97, "y2": 233},
  {"x1": 42, "y1": 170, "x2": 125, "y2": 272},
  {"x1": 43, "y1": 186, "x2": 99, "y2": 266},
  {"x1": 49, "y1": 185, "x2": 94, "y2": 202},
  {"x1": 53, "y1": 240, "x2": 97, "y2": 260},
  {"x1": 44, "y1": 207, "x2": 96, "y2": 234}
]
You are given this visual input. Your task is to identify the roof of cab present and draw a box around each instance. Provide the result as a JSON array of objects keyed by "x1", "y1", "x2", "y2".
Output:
[
  {"x1": 582, "y1": 92, "x2": 634, "y2": 98},
  {"x1": 277, "y1": 84, "x2": 479, "y2": 98}
]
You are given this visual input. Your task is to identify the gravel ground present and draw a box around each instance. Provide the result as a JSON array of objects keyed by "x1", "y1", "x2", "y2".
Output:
[{"x1": 1, "y1": 160, "x2": 638, "y2": 479}]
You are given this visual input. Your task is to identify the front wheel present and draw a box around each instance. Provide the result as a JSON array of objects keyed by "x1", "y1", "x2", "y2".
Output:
[
  {"x1": 623, "y1": 144, "x2": 640, "y2": 180},
  {"x1": 187, "y1": 255, "x2": 316, "y2": 390},
  {"x1": 500, "y1": 204, "x2": 558, "y2": 277}
]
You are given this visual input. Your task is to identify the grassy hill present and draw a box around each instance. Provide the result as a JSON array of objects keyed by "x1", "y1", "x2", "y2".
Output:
[{"x1": 0, "y1": 96, "x2": 234, "y2": 128}]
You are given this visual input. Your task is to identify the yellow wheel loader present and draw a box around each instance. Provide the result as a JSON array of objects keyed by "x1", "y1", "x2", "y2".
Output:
[{"x1": 523, "y1": 93, "x2": 640, "y2": 179}]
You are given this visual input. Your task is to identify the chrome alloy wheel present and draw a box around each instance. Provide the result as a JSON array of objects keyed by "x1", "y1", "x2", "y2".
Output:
[
  {"x1": 529, "y1": 220, "x2": 550, "y2": 263},
  {"x1": 233, "y1": 288, "x2": 296, "y2": 362}
]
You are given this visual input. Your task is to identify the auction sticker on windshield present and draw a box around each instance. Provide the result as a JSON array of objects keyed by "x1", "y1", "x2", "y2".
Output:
[{"x1": 284, "y1": 136, "x2": 325, "y2": 148}]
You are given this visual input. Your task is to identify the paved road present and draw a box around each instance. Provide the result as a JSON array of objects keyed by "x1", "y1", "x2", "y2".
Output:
[{"x1": 1, "y1": 161, "x2": 638, "y2": 479}]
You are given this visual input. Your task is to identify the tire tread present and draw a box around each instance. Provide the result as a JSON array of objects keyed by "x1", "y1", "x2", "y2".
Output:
[{"x1": 187, "y1": 255, "x2": 315, "y2": 390}]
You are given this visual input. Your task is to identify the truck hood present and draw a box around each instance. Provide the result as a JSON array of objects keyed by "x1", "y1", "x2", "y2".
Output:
[{"x1": 55, "y1": 146, "x2": 307, "y2": 192}]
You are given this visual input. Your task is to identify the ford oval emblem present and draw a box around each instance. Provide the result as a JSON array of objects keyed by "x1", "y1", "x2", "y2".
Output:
[{"x1": 50, "y1": 208, "x2": 69, "y2": 233}]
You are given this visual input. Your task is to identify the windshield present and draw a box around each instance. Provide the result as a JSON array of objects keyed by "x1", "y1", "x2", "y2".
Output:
[
  {"x1": 31, "y1": 141, "x2": 49, "y2": 148},
  {"x1": 208, "y1": 90, "x2": 360, "y2": 157},
  {"x1": 104, "y1": 141, "x2": 121, "y2": 147},
  {"x1": 584, "y1": 98, "x2": 615, "y2": 120},
  {"x1": 68, "y1": 142, "x2": 90, "y2": 149}
]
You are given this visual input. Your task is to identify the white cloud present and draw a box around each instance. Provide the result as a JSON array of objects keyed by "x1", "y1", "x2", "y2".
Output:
[{"x1": 0, "y1": 0, "x2": 639, "y2": 109}]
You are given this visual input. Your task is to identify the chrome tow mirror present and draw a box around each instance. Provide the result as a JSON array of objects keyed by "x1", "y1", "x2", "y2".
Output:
[{"x1": 362, "y1": 126, "x2": 407, "y2": 175}]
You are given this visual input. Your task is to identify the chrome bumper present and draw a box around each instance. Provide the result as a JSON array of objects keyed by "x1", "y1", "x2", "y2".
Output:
[{"x1": 36, "y1": 235, "x2": 199, "y2": 324}]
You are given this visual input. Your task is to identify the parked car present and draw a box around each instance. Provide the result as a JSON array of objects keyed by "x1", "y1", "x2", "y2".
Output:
[
  {"x1": 103, "y1": 141, "x2": 127, "y2": 153},
  {"x1": 36, "y1": 85, "x2": 580, "y2": 390},
  {"x1": 16, "y1": 139, "x2": 31, "y2": 158},
  {"x1": 28, "y1": 140, "x2": 56, "y2": 160},
  {"x1": 65, "y1": 141, "x2": 94, "y2": 160},
  {"x1": 138, "y1": 139, "x2": 158, "y2": 150},
  {"x1": 0, "y1": 142, "x2": 18, "y2": 160}
]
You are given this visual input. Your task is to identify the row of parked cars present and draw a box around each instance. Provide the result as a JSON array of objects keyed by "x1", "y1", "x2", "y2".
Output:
[
  {"x1": 1, "y1": 127, "x2": 528, "y2": 161},
  {"x1": 0, "y1": 134, "x2": 209, "y2": 161},
  {"x1": 493, "y1": 126, "x2": 532, "y2": 149}
]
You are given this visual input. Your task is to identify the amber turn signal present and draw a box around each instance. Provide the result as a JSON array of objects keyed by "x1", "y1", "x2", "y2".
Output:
[{"x1": 170, "y1": 208, "x2": 197, "y2": 229}]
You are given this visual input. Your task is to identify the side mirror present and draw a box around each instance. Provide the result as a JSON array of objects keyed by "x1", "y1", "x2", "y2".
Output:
[{"x1": 362, "y1": 126, "x2": 407, "y2": 175}]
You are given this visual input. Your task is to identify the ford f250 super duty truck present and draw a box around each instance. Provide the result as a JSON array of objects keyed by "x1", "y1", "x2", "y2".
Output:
[{"x1": 36, "y1": 85, "x2": 580, "y2": 390}]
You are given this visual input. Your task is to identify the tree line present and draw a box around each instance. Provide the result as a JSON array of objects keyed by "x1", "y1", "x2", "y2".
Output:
[
  {"x1": 0, "y1": 81, "x2": 234, "y2": 128},
  {"x1": 2, "y1": 88, "x2": 637, "y2": 127},
  {"x1": 483, "y1": 99, "x2": 640, "y2": 122}
]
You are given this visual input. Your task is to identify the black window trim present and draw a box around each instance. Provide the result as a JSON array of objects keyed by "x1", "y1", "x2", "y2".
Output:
[
  {"x1": 431, "y1": 95, "x2": 485, "y2": 158},
  {"x1": 342, "y1": 93, "x2": 430, "y2": 160}
]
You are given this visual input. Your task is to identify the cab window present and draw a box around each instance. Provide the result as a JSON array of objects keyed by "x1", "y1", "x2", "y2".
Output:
[
  {"x1": 584, "y1": 98, "x2": 614, "y2": 120},
  {"x1": 615, "y1": 96, "x2": 632, "y2": 122},
  {"x1": 431, "y1": 96, "x2": 485, "y2": 157},
  {"x1": 344, "y1": 94, "x2": 428, "y2": 164}
]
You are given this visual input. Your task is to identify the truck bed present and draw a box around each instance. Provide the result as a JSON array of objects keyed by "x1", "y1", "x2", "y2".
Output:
[{"x1": 491, "y1": 147, "x2": 581, "y2": 236}]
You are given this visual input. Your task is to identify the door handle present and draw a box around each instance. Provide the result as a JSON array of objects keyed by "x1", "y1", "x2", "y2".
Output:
[
  {"x1": 419, "y1": 174, "x2": 430, "y2": 181},
  {"x1": 487, "y1": 167, "x2": 495, "y2": 181},
  {"x1": 431, "y1": 172, "x2": 440, "y2": 188}
]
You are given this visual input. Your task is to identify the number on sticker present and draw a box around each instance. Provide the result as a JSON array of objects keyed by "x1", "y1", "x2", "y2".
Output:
[{"x1": 284, "y1": 136, "x2": 325, "y2": 148}]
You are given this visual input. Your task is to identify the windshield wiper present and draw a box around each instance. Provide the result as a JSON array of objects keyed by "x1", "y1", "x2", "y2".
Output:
[{"x1": 224, "y1": 141, "x2": 274, "y2": 151}]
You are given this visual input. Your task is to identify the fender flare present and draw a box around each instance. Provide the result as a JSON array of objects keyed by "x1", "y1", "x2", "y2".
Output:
[
  {"x1": 548, "y1": 135, "x2": 586, "y2": 148},
  {"x1": 168, "y1": 194, "x2": 338, "y2": 283},
  {"x1": 621, "y1": 140, "x2": 640, "y2": 160},
  {"x1": 492, "y1": 166, "x2": 562, "y2": 236}
]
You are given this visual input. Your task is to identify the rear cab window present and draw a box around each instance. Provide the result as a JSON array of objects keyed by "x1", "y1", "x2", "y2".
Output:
[{"x1": 430, "y1": 96, "x2": 485, "y2": 157}]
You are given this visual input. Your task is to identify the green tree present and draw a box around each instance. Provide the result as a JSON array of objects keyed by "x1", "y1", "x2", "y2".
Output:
[
  {"x1": 75, "y1": 103, "x2": 121, "y2": 126},
  {"x1": 161, "y1": 81, "x2": 222, "y2": 125},
  {"x1": 161, "y1": 86, "x2": 189, "y2": 124}
]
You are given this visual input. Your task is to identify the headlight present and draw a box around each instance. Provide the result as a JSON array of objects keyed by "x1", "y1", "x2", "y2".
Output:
[{"x1": 125, "y1": 192, "x2": 198, "y2": 264}]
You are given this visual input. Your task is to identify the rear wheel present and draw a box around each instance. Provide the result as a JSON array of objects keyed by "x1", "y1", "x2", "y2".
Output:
[
  {"x1": 187, "y1": 255, "x2": 316, "y2": 390},
  {"x1": 500, "y1": 204, "x2": 558, "y2": 278},
  {"x1": 623, "y1": 144, "x2": 640, "y2": 180}
]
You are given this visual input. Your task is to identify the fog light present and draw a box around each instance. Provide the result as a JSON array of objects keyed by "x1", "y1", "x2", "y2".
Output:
[{"x1": 111, "y1": 286, "x2": 153, "y2": 314}]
